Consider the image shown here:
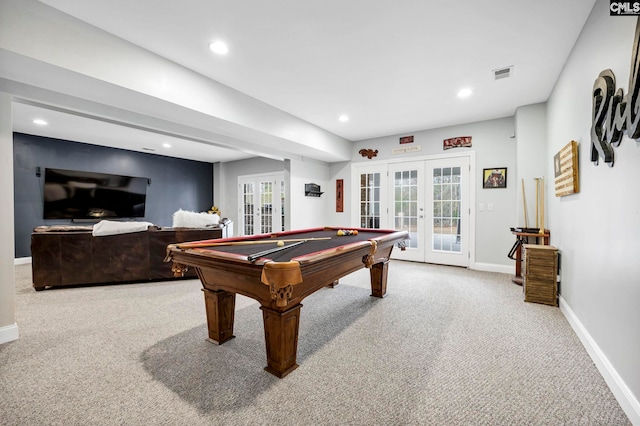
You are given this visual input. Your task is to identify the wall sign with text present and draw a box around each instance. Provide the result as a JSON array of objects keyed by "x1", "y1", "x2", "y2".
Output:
[
  {"x1": 591, "y1": 17, "x2": 640, "y2": 167},
  {"x1": 443, "y1": 136, "x2": 472, "y2": 150}
]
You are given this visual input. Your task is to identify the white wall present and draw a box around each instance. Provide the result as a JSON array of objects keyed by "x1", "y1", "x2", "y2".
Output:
[
  {"x1": 330, "y1": 117, "x2": 517, "y2": 269},
  {"x1": 214, "y1": 158, "x2": 285, "y2": 228},
  {"x1": 515, "y1": 103, "x2": 548, "y2": 228},
  {"x1": 327, "y1": 161, "x2": 351, "y2": 227},
  {"x1": 0, "y1": 92, "x2": 18, "y2": 343},
  {"x1": 215, "y1": 156, "x2": 331, "y2": 232},
  {"x1": 287, "y1": 158, "x2": 331, "y2": 229},
  {"x1": 546, "y1": 0, "x2": 640, "y2": 422}
]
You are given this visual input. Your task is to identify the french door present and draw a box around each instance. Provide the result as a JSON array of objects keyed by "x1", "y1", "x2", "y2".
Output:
[
  {"x1": 353, "y1": 156, "x2": 471, "y2": 267},
  {"x1": 357, "y1": 167, "x2": 385, "y2": 229},
  {"x1": 423, "y1": 157, "x2": 469, "y2": 267},
  {"x1": 388, "y1": 162, "x2": 425, "y2": 262},
  {"x1": 238, "y1": 173, "x2": 285, "y2": 236}
]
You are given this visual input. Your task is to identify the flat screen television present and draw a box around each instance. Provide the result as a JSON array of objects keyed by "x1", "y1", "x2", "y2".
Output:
[{"x1": 43, "y1": 168, "x2": 147, "y2": 220}]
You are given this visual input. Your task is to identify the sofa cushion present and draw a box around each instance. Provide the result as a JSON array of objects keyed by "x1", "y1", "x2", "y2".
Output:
[
  {"x1": 92, "y1": 220, "x2": 155, "y2": 237},
  {"x1": 172, "y1": 209, "x2": 220, "y2": 228},
  {"x1": 33, "y1": 225, "x2": 94, "y2": 232}
]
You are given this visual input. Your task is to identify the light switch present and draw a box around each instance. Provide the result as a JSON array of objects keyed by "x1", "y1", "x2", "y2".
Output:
[
  {"x1": 479, "y1": 203, "x2": 485, "y2": 211},
  {"x1": 487, "y1": 203, "x2": 494, "y2": 211}
]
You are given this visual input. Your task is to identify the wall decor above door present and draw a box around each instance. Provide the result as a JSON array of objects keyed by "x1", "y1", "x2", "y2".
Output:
[{"x1": 443, "y1": 136, "x2": 472, "y2": 150}]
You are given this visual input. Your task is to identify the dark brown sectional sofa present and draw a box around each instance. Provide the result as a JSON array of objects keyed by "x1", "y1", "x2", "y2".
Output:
[{"x1": 31, "y1": 226, "x2": 222, "y2": 290}]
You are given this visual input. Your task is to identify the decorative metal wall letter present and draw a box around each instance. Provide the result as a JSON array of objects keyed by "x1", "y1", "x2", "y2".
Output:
[
  {"x1": 591, "y1": 17, "x2": 640, "y2": 167},
  {"x1": 359, "y1": 149, "x2": 378, "y2": 159}
]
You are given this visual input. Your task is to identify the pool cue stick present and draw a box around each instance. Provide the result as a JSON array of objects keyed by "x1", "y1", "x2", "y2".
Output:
[
  {"x1": 177, "y1": 237, "x2": 330, "y2": 249},
  {"x1": 521, "y1": 179, "x2": 529, "y2": 228},
  {"x1": 247, "y1": 241, "x2": 306, "y2": 263},
  {"x1": 534, "y1": 177, "x2": 540, "y2": 229},
  {"x1": 539, "y1": 176, "x2": 545, "y2": 235}
]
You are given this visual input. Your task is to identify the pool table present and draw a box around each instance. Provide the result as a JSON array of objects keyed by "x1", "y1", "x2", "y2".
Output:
[{"x1": 165, "y1": 226, "x2": 408, "y2": 378}]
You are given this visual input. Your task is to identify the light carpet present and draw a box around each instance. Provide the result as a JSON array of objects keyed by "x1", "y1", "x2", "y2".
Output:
[{"x1": 0, "y1": 262, "x2": 630, "y2": 425}]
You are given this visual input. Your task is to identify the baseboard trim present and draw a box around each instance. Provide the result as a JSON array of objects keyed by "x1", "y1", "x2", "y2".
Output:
[
  {"x1": 14, "y1": 257, "x2": 31, "y2": 265},
  {"x1": 0, "y1": 323, "x2": 19, "y2": 345},
  {"x1": 559, "y1": 296, "x2": 640, "y2": 425},
  {"x1": 470, "y1": 262, "x2": 512, "y2": 274}
]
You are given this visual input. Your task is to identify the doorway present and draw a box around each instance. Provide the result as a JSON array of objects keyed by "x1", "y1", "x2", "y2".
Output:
[
  {"x1": 238, "y1": 173, "x2": 285, "y2": 236},
  {"x1": 352, "y1": 154, "x2": 472, "y2": 267}
]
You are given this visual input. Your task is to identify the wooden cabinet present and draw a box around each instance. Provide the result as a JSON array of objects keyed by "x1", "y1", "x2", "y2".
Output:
[{"x1": 523, "y1": 244, "x2": 558, "y2": 306}]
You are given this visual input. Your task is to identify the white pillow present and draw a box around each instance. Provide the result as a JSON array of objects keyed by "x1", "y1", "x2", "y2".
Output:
[
  {"x1": 92, "y1": 220, "x2": 154, "y2": 237},
  {"x1": 172, "y1": 209, "x2": 220, "y2": 228}
]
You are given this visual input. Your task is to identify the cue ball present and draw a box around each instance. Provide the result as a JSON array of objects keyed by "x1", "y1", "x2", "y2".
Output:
[{"x1": 277, "y1": 241, "x2": 285, "y2": 247}]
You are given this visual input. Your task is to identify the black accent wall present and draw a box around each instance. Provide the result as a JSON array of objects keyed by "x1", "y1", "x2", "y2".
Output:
[{"x1": 13, "y1": 133, "x2": 214, "y2": 258}]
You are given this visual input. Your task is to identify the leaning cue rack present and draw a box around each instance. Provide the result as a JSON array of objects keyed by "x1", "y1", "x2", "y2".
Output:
[{"x1": 508, "y1": 177, "x2": 550, "y2": 285}]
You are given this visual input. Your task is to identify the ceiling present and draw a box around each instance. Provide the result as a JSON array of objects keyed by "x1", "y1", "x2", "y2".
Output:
[
  {"x1": 14, "y1": 0, "x2": 597, "y2": 162},
  {"x1": 12, "y1": 102, "x2": 257, "y2": 163}
]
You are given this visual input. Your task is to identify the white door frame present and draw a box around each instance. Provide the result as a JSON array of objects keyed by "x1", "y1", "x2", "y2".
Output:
[
  {"x1": 238, "y1": 172, "x2": 285, "y2": 236},
  {"x1": 351, "y1": 152, "x2": 476, "y2": 267}
]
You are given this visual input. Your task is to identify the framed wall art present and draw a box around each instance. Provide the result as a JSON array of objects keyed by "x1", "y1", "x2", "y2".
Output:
[
  {"x1": 483, "y1": 167, "x2": 507, "y2": 188},
  {"x1": 554, "y1": 140, "x2": 579, "y2": 197}
]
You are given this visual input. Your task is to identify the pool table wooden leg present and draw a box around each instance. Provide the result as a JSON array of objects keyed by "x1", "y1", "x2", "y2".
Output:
[
  {"x1": 370, "y1": 260, "x2": 389, "y2": 298},
  {"x1": 202, "y1": 288, "x2": 236, "y2": 345},
  {"x1": 260, "y1": 304, "x2": 302, "y2": 378}
]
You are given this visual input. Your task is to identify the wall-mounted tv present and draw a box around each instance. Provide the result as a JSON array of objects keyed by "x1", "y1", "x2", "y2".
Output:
[{"x1": 43, "y1": 168, "x2": 148, "y2": 220}]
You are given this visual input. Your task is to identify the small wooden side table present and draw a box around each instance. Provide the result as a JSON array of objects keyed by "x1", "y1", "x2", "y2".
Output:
[{"x1": 510, "y1": 229, "x2": 550, "y2": 285}]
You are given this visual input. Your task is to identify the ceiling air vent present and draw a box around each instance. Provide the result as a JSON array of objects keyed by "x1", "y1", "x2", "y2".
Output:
[{"x1": 493, "y1": 66, "x2": 513, "y2": 80}]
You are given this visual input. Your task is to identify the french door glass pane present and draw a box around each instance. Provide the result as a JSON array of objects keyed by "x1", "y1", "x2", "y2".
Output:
[
  {"x1": 432, "y1": 167, "x2": 461, "y2": 253},
  {"x1": 243, "y1": 183, "x2": 254, "y2": 235},
  {"x1": 392, "y1": 169, "x2": 419, "y2": 248},
  {"x1": 359, "y1": 173, "x2": 381, "y2": 228},
  {"x1": 280, "y1": 181, "x2": 285, "y2": 231},
  {"x1": 260, "y1": 181, "x2": 273, "y2": 233}
]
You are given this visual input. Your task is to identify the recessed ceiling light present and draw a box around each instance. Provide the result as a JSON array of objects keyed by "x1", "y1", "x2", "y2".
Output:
[
  {"x1": 33, "y1": 119, "x2": 48, "y2": 126},
  {"x1": 162, "y1": 143, "x2": 171, "y2": 148},
  {"x1": 208, "y1": 40, "x2": 228, "y2": 55},
  {"x1": 457, "y1": 88, "x2": 472, "y2": 98},
  {"x1": 338, "y1": 114, "x2": 349, "y2": 122}
]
